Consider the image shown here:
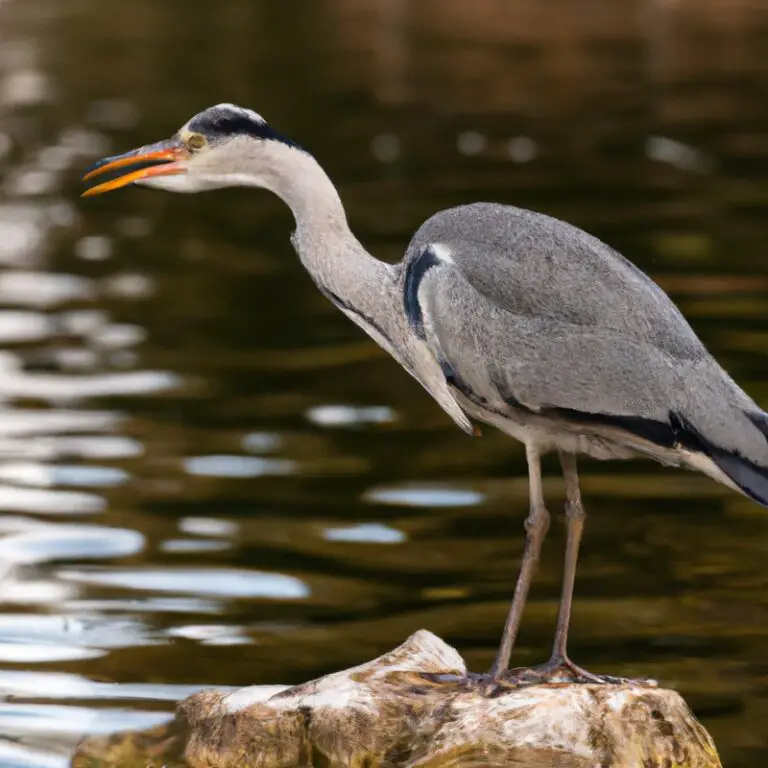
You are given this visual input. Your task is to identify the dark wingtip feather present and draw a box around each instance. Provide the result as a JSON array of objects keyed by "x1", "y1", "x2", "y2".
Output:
[
  {"x1": 708, "y1": 452, "x2": 768, "y2": 507},
  {"x1": 672, "y1": 411, "x2": 768, "y2": 509},
  {"x1": 745, "y1": 410, "x2": 768, "y2": 443}
]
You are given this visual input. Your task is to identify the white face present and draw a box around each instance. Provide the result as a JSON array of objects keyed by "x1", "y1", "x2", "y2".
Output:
[
  {"x1": 136, "y1": 174, "x2": 207, "y2": 192},
  {"x1": 81, "y1": 104, "x2": 303, "y2": 199},
  {"x1": 136, "y1": 170, "x2": 267, "y2": 193},
  {"x1": 139, "y1": 133, "x2": 269, "y2": 193}
]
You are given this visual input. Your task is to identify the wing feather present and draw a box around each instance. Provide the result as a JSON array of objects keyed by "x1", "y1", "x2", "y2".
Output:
[
  {"x1": 399, "y1": 206, "x2": 768, "y2": 467},
  {"x1": 405, "y1": 203, "x2": 704, "y2": 359}
]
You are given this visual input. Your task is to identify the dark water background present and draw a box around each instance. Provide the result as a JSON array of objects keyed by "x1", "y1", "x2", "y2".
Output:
[{"x1": 0, "y1": 0, "x2": 767, "y2": 765}]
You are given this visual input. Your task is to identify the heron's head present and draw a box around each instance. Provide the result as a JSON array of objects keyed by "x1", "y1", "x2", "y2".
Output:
[{"x1": 82, "y1": 103, "x2": 302, "y2": 197}]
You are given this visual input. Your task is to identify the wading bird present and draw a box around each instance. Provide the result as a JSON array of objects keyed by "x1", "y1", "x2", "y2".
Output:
[{"x1": 83, "y1": 104, "x2": 768, "y2": 685}]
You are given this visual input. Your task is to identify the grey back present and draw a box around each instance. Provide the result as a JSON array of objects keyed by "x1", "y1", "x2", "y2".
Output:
[
  {"x1": 407, "y1": 203, "x2": 704, "y2": 359},
  {"x1": 401, "y1": 203, "x2": 768, "y2": 464}
]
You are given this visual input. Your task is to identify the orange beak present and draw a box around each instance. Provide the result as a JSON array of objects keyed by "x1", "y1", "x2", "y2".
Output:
[{"x1": 81, "y1": 139, "x2": 189, "y2": 197}]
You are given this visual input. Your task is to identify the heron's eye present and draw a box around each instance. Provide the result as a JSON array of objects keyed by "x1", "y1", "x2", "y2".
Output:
[{"x1": 186, "y1": 133, "x2": 207, "y2": 151}]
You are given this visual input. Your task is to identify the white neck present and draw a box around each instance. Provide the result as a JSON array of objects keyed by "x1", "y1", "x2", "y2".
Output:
[
  {"x1": 221, "y1": 140, "x2": 475, "y2": 435},
  {"x1": 264, "y1": 147, "x2": 346, "y2": 232},
  {"x1": 254, "y1": 143, "x2": 407, "y2": 360}
]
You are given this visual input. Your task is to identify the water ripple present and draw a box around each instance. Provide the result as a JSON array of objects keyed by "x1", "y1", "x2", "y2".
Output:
[
  {"x1": 178, "y1": 516, "x2": 238, "y2": 537},
  {"x1": 0, "y1": 741, "x2": 67, "y2": 768},
  {"x1": 363, "y1": 484, "x2": 486, "y2": 508},
  {"x1": 323, "y1": 522, "x2": 406, "y2": 544},
  {"x1": 0, "y1": 354, "x2": 180, "y2": 401},
  {"x1": 0, "y1": 486, "x2": 105, "y2": 515},
  {"x1": 0, "y1": 702, "x2": 170, "y2": 737},
  {"x1": 306, "y1": 404, "x2": 397, "y2": 427},
  {"x1": 0, "y1": 669, "x2": 204, "y2": 702},
  {"x1": 0, "y1": 613, "x2": 148, "y2": 664},
  {"x1": 0, "y1": 524, "x2": 144, "y2": 563},
  {"x1": 160, "y1": 538, "x2": 231, "y2": 553},
  {"x1": 0, "y1": 463, "x2": 129, "y2": 488},
  {"x1": 183, "y1": 454, "x2": 296, "y2": 478},
  {"x1": 56, "y1": 567, "x2": 311, "y2": 600}
]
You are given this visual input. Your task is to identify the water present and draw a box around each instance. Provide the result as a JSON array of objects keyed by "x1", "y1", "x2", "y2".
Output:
[{"x1": 0, "y1": 0, "x2": 766, "y2": 765}]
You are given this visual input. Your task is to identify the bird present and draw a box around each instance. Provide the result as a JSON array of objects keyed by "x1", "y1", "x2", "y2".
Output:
[{"x1": 82, "y1": 103, "x2": 768, "y2": 686}]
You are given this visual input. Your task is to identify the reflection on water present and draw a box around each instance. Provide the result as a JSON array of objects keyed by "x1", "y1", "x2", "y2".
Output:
[{"x1": 0, "y1": 0, "x2": 766, "y2": 766}]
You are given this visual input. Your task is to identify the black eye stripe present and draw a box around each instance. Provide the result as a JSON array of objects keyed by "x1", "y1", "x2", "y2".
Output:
[
  {"x1": 187, "y1": 109, "x2": 300, "y2": 150},
  {"x1": 190, "y1": 114, "x2": 265, "y2": 136}
]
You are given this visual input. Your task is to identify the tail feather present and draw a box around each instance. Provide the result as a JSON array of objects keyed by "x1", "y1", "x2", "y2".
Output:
[
  {"x1": 708, "y1": 451, "x2": 768, "y2": 507},
  {"x1": 672, "y1": 411, "x2": 768, "y2": 508}
]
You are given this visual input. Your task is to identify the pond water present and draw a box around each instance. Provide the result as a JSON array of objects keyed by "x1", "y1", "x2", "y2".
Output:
[{"x1": 0, "y1": 0, "x2": 767, "y2": 765}]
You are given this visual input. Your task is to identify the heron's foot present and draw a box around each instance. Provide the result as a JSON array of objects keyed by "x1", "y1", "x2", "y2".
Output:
[
  {"x1": 505, "y1": 654, "x2": 657, "y2": 687},
  {"x1": 418, "y1": 658, "x2": 656, "y2": 695}
]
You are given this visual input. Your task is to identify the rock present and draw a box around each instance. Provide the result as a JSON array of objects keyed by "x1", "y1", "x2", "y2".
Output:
[{"x1": 72, "y1": 630, "x2": 722, "y2": 768}]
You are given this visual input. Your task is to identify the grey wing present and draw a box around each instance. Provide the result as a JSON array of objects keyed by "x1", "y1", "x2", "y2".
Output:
[
  {"x1": 406, "y1": 203, "x2": 705, "y2": 360},
  {"x1": 401, "y1": 230, "x2": 768, "y2": 473},
  {"x1": 405, "y1": 246, "x2": 681, "y2": 421}
]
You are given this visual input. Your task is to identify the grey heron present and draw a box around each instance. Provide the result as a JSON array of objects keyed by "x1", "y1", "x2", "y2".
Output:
[{"x1": 82, "y1": 103, "x2": 768, "y2": 685}]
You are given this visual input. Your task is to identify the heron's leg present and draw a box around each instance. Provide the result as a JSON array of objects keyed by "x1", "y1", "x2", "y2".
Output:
[
  {"x1": 488, "y1": 444, "x2": 550, "y2": 680},
  {"x1": 420, "y1": 451, "x2": 648, "y2": 691},
  {"x1": 508, "y1": 452, "x2": 636, "y2": 685},
  {"x1": 550, "y1": 451, "x2": 585, "y2": 664}
]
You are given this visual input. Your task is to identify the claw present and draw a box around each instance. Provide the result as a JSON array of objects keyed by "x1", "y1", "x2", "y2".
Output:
[
  {"x1": 504, "y1": 656, "x2": 657, "y2": 687},
  {"x1": 419, "y1": 658, "x2": 656, "y2": 696}
]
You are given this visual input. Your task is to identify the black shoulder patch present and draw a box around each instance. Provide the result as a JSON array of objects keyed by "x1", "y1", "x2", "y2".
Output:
[{"x1": 404, "y1": 246, "x2": 441, "y2": 340}]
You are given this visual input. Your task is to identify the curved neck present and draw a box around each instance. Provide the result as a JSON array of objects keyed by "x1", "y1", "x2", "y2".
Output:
[
  {"x1": 260, "y1": 145, "x2": 406, "y2": 358},
  {"x1": 265, "y1": 147, "x2": 347, "y2": 233}
]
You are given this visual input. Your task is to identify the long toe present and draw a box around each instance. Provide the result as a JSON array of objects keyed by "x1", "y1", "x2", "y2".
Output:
[{"x1": 505, "y1": 656, "x2": 657, "y2": 687}]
